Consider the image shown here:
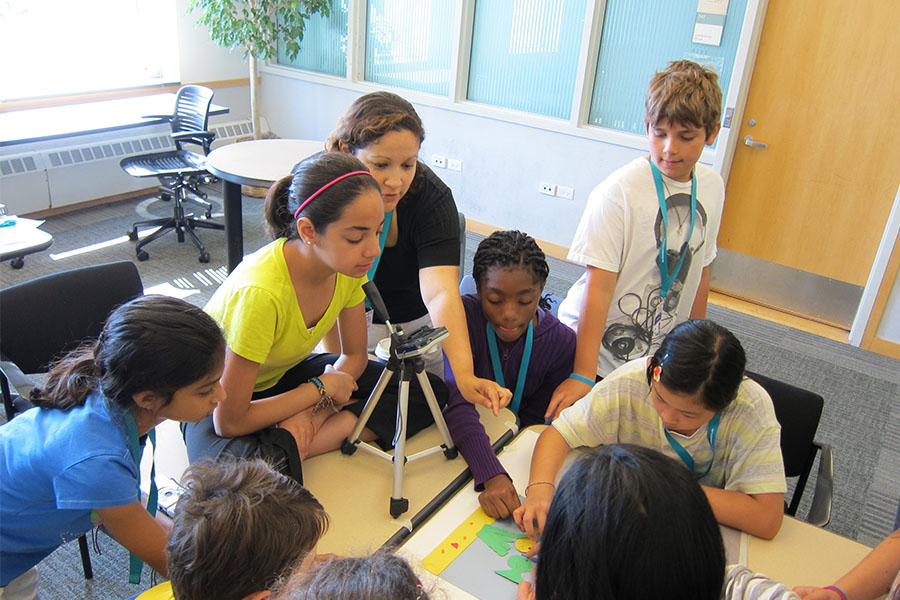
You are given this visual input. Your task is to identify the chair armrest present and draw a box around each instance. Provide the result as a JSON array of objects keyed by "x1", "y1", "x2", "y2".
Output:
[
  {"x1": 0, "y1": 359, "x2": 35, "y2": 400},
  {"x1": 141, "y1": 114, "x2": 174, "y2": 121},
  {"x1": 806, "y1": 441, "x2": 833, "y2": 527}
]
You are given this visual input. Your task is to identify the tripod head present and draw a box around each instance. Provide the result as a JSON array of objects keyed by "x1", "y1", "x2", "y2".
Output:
[{"x1": 363, "y1": 281, "x2": 449, "y2": 360}]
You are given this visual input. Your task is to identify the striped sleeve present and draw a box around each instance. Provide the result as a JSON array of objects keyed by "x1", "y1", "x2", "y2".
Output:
[{"x1": 724, "y1": 565, "x2": 800, "y2": 600}]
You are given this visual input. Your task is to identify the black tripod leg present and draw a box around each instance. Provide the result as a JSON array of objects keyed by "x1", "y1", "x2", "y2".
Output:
[{"x1": 341, "y1": 366, "x2": 395, "y2": 454}]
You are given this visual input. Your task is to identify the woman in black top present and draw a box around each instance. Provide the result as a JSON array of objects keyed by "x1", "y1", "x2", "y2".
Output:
[{"x1": 324, "y1": 91, "x2": 510, "y2": 413}]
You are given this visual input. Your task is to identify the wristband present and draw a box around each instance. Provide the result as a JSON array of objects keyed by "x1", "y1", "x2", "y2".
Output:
[
  {"x1": 524, "y1": 481, "x2": 556, "y2": 496},
  {"x1": 309, "y1": 377, "x2": 339, "y2": 414},
  {"x1": 823, "y1": 586, "x2": 847, "y2": 600},
  {"x1": 568, "y1": 373, "x2": 594, "y2": 387}
]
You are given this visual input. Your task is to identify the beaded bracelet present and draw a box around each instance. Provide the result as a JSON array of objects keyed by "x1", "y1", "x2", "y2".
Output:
[
  {"x1": 309, "y1": 377, "x2": 339, "y2": 415},
  {"x1": 822, "y1": 586, "x2": 847, "y2": 600},
  {"x1": 524, "y1": 481, "x2": 556, "y2": 496},
  {"x1": 568, "y1": 373, "x2": 594, "y2": 386}
]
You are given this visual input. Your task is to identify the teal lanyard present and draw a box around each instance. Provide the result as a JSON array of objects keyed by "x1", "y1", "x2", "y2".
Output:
[
  {"x1": 485, "y1": 320, "x2": 533, "y2": 415},
  {"x1": 365, "y1": 210, "x2": 393, "y2": 310},
  {"x1": 650, "y1": 161, "x2": 697, "y2": 298},
  {"x1": 123, "y1": 411, "x2": 157, "y2": 584},
  {"x1": 663, "y1": 412, "x2": 720, "y2": 480}
]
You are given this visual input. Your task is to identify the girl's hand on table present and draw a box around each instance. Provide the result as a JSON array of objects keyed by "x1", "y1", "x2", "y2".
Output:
[
  {"x1": 479, "y1": 474, "x2": 521, "y2": 519},
  {"x1": 513, "y1": 485, "x2": 554, "y2": 541}
]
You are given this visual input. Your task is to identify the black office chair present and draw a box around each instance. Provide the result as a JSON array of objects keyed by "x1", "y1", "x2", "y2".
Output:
[
  {"x1": 0, "y1": 261, "x2": 144, "y2": 579},
  {"x1": 746, "y1": 371, "x2": 834, "y2": 527},
  {"x1": 121, "y1": 85, "x2": 223, "y2": 263}
]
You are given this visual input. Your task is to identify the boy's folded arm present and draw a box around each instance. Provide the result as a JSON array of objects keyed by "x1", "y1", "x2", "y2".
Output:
[{"x1": 702, "y1": 487, "x2": 784, "y2": 539}]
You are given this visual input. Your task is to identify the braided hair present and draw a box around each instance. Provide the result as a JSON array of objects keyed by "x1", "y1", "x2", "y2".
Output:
[{"x1": 472, "y1": 230, "x2": 551, "y2": 309}]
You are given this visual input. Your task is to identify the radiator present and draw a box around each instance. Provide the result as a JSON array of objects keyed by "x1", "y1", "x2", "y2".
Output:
[{"x1": 0, "y1": 120, "x2": 253, "y2": 215}]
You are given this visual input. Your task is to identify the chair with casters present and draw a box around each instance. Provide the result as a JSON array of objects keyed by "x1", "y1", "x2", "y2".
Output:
[
  {"x1": 0, "y1": 261, "x2": 144, "y2": 579},
  {"x1": 120, "y1": 85, "x2": 223, "y2": 263},
  {"x1": 746, "y1": 371, "x2": 834, "y2": 527}
]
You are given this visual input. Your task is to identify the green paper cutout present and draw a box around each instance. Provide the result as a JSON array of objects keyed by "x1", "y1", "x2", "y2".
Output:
[
  {"x1": 495, "y1": 554, "x2": 532, "y2": 584},
  {"x1": 476, "y1": 523, "x2": 526, "y2": 556}
]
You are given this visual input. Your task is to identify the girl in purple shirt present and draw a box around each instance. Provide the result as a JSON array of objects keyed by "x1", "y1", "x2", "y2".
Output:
[{"x1": 443, "y1": 231, "x2": 575, "y2": 519}]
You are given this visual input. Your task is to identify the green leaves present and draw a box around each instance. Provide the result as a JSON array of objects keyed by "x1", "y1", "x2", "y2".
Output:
[{"x1": 188, "y1": 0, "x2": 331, "y2": 61}]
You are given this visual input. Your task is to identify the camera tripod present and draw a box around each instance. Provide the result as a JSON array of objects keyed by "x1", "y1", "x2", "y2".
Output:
[{"x1": 341, "y1": 282, "x2": 458, "y2": 518}]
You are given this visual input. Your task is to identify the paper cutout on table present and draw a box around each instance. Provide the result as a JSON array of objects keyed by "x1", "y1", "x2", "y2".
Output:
[
  {"x1": 422, "y1": 506, "x2": 493, "y2": 574},
  {"x1": 424, "y1": 505, "x2": 533, "y2": 599},
  {"x1": 496, "y1": 554, "x2": 532, "y2": 583},
  {"x1": 476, "y1": 523, "x2": 526, "y2": 556},
  {"x1": 515, "y1": 537, "x2": 536, "y2": 554}
]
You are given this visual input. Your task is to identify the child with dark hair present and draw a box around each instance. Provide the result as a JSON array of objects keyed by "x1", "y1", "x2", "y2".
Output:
[
  {"x1": 136, "y1": 458, "x2": 329, "y2": 600},
  {"x1": 0, "y1": 296, "x2": 226, "y2": 598},
  {"x1": 515, "y1": 320, "x2": 786, "y2": 539},
  {"x1": 182, "y1": 152, "x2": 448, "y2": 477},
  {"x1": 521, "y1": 444, "x2": 726, "y2": 600},
  {"x1": 276, "y1": 551, "x2": 429, "y2": 600},
  {"x1": 518, "y1": 444, "x2": 798, "y2": 600},
  {"x1": 443, "y1": 230, "x2": 575, "y2": 518}
]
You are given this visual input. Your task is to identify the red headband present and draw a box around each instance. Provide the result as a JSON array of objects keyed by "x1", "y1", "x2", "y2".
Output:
[{"x1": 293, "y1": 170, "x2": 375, "y2": 219}]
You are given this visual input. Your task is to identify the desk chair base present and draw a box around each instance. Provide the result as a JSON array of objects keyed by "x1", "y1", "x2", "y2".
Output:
[
  {"x1": 128, "y1": 194, "x2": 223, "y2": 263},
  {"x1": 341, "y1": 355, "x2": 457, "y2": 518}
]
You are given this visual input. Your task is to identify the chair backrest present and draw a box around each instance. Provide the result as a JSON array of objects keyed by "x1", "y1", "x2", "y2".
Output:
[
  {"x1": 458, "y1": 211, "x2": 466, "y2": 282},
  {"x1": 746, "y1": 371, "x2": 824, "y2": 514},
  {"x1": 0, "y1": 261, "x2": 144, "y2": 375},
  {"x1": 171, "y1": 85, "x2": 215, "y2": 152}
]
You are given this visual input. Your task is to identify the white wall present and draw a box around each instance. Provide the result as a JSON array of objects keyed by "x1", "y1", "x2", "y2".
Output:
[
  {"x1": 176, "y1": 0, "x2": 251, "y2": 122},
  {"x1": 259, "y1": 75, "x2": 648, "y2": 248}
]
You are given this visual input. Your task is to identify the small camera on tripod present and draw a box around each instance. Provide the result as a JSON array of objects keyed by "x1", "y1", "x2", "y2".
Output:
[{"x1": 392, "y1": 325, "x2": 449, "y2": 359}]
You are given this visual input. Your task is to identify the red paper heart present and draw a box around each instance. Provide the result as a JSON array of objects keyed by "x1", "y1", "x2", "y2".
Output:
[{"x1": 451, "y1": 542, "x2": 458, "y2": 549}]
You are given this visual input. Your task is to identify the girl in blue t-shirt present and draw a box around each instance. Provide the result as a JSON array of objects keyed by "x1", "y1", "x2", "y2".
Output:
[{"x1": 0, "y1": 295, "x2": 226, "y2": 597}]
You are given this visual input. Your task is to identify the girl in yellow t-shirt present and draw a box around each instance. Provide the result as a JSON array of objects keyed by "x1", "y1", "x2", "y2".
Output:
[{"x1": 183, "y1": 153, "x2": 448, "y2": 478}]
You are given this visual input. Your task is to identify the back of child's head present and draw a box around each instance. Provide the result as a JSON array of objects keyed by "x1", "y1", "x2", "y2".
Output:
[
  {"x1": 167, "y1": 458, "x2": 329, "y2": 600},
  {"x1": 536, "y1": 444, "x2": 725, "y2": 600},
  {"x1": 325, "y1": 90, "x2": 426, "y2": 153},
  {"x1": 645, "y1": 59, "x2": 723, "y2": 138},
  {"x1": 31, "y1": 295, "x2": 224, "y2": 412},
  {"x1": 264, "y1": 152, "x2": 380, "y2": 240},
  {"x1": 274, "y1": 551, "x2": 428, "y2": 600},
  {"x1": 472, "y1": 230, "x2": 549, "y2": 287},
  {"x1": 647, "y1": 319, "x2": 746, "y2": 411}
]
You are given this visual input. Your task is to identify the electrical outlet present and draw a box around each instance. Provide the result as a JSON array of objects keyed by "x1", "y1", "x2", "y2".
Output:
[
  {"x1": 556, "y1": 185, "x2": 574, "y2": 199},
  {"x1": 431, "y1": 155, "x2": 447, "y2": 168},
  {"x1": 447, "y1": 158, "x2": 462, "y2": 171},
  {"x1": 539, "y1": 182, "x2": 556, "y2": 196}
]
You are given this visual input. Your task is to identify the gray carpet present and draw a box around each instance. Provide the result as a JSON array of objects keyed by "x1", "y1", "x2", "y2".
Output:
[{"x1": 2, "y1": 187, "x2": 898, "y2": 598}]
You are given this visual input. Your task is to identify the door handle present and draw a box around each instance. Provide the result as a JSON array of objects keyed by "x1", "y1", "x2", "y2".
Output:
[{"x1": 744, "y1": 135, "x2": 768, "y2": 149}]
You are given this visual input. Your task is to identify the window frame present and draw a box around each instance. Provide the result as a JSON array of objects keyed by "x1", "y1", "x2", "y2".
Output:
[{"x1": 261, "y1": 0, "x2": 768, "y2": 176}]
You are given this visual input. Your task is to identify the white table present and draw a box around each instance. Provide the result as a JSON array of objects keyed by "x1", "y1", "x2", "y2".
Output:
[
  {"x1": 205, "y1": 139, "x2": 324, "y2": 272},
  {"x1": 400, "y1": 428, "x2": 874, "y2": 599},
  {"x1": 0, "y1": 217, "x2": 53, "y2": 268}
]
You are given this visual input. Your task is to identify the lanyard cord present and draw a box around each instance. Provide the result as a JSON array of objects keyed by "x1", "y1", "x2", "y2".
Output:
[
  {"x1": 485, "y1": 320, "x2": 533, "y2": 415},
  {"x1": 365, "y1": 211, "x2": 393, "y2": 311},
  {"x1": 650, "y1": 161, "x2": 697, "y2": 298},
  {"x1": 663, "y1": 412, "x2": 721, "y2": 480},
  {"x1": 123, "y1": 411, "x2": 157, "y2": 584}
]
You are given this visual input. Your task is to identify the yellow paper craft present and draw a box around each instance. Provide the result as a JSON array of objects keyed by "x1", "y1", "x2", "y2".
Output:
[{"x1": 422, "y1": 507, "x2": 494, "y2": 574}]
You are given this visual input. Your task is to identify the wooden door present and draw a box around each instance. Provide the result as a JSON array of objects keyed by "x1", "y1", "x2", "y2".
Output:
[{"x1": 720, "y1": 2, "x2": 900, "y2": 287}]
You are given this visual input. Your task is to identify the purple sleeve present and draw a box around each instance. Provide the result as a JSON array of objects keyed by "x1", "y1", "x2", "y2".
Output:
[{"x1": 442, "y1": 297, "x2": 509, "y2": 490}]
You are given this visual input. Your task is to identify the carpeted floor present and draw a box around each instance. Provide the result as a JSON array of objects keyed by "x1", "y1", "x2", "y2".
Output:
[{"x1": 2, "y1": 186, "x2": 898, "y2": 598}]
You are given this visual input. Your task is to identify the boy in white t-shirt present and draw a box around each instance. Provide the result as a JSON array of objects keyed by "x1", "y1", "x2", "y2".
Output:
[{"x1": 548, "y1": 60, "x2": 725, "y2": 417}]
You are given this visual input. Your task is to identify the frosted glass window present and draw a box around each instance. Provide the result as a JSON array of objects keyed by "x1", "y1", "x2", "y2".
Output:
[
  {"x1": 364, "y1": 0, "x2": 455, "y2": 96},
  {"x1": 467, "y1": 0, "x2": 587, "y2": 119},
  {"x1": 277, "y1": 0, "x2": 348, "y2": 77},
  {"x1": 1, "y1": 0, "x2": 179, "y2": 100},
  {"x1": 589, "y1": 0, "x2": 748, "y2": 136}
]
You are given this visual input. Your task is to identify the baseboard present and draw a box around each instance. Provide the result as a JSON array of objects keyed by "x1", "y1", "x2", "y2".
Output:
[
  {"x1": 464, "y1": 218, "x2": 570, "y2": 262},
  {"x1": 22, "y1": 187, "x2": 157, "y2": 219}
]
